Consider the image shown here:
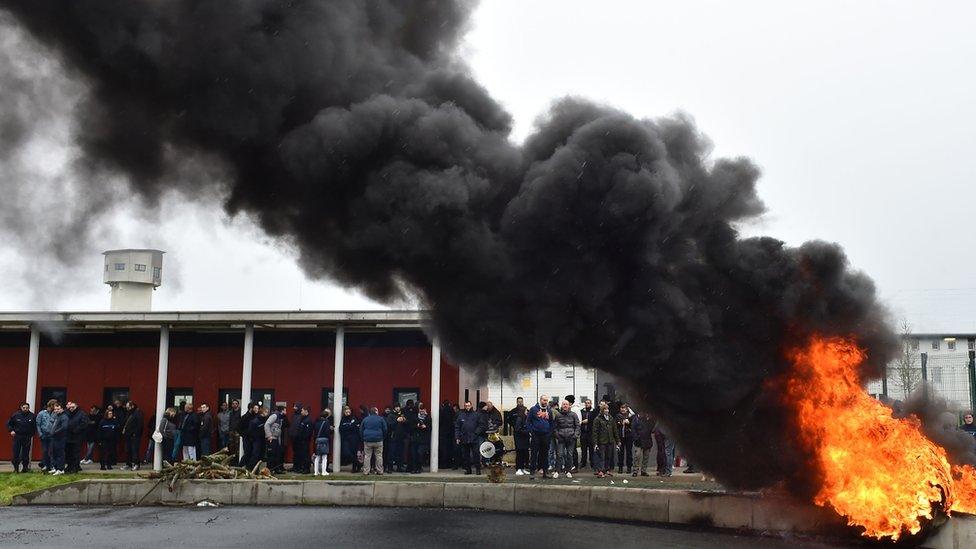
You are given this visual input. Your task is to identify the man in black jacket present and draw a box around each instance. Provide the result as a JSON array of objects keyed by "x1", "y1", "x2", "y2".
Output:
[
  {"x1": 287, "y1": 402, "x2": 304, "y2": 472},
  {"x1": 292, "y1": 405, "x2": 313, "y2": 474},
  {"x1": 121, "y1": 401, "x2": 144, "y2": 471},
  {"x1": 579, "y1": 399, "x2": 595, "y2": 469},
  {"x1": 178, "y1": 403, "x2": 199, "y2": 461},
  {"x1": 454, "y1": 401, "x2": 487, "y2": 475},
  {"x1": 227, "y1": 399, "x2": 242, "y2": 457},
  {"x1": 439, "y1": 400, "x2": 456, "y2": 469},
  {"x1": 198, "y1": 403, "x2": 214, "y2": 457},
  {"x1": 238, "y1": 402, "x2": 257, "y2": 466},
  {"x1": 64, "y1": 402, "x2": 89, "y2": 473},
  {"x1": 7, "y1": 402, "x2": 36, "y2": 473}
]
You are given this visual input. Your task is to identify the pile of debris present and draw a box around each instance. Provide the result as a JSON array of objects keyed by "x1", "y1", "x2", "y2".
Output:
[{"x1": 141, "y1": 449, "x2": 275, "y2": 491}]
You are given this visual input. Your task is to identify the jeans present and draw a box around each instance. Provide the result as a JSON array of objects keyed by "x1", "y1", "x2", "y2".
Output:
[
  {"x1": 634, "y1": 444, "x2": 652, "y2": 473},
  {"x1": 182, "y1": 445, "x2": 197, "y2": 461},
  {"x1": 529, "y1": 432, "x2": 550, "y2": 472},
  {"x1": 84, "y1": 441, "x2": 96, "y2": 462},
  {"x1": 292, "y1": 437, "x2": 309, "y2": 472},
  {"x1": 580, "y1": 434, "x2": 593, "y2": 467},
  {"x1": 162, "y1": 439, "x2": 175, "y2": 463},
  {"x1": 99, "y1": 441, "x2": 116, "y2": 468},
  {"x1": 126, "y1": 436, "x2": 140, "y2": 467},
  {"x1": 598, "y1": 443, "x2": 615, "y2": 473},
  {"x1": 145, "y1": 439, "x2": 155, "y2": 464},
  {"x1": 50, "y1": 438, "x2": 66, "y2": 471},
  {"x1": 617, "y1": 438, "x2": 633, "y2": 471},
  {"x1": 654, "y1": 433, "x2": 675, "y2": 475},
  {"x1": 40, "y1": 437, "x2": 51, "y2": 469},
  {"x1": 12, "y1": 434, "x2": 32, "y2": 470},
  {"x1": 556, "y1": 438, "x2": 576, "y2": 472},
  {"x1": 364, "y1": 441, "x2": 383, "y2": 473},
  {"x1": 241, "y1": 436, "x2": 253, "y2": 467},
  {"x1": 199, "y1": 437, "x2": 211, "y2": 457},
  {"x1": 389, "y1": 439, "x2": 404, "y2": 471},
  {"x1": 65, "y1": 441, "x2": 81, "y2": 472},
  {"x1": 267, "y1": 439, "x2": 283, "y2": 471},
  {"x1": 411, "y1": 440, "x2": 429, "y2": 472},
  {"x1": 218, "y1": 432, "x2": 229, "y2": 451},
  {"x1": 460, "y1": 442, "x2": 480, "y2": 473}
]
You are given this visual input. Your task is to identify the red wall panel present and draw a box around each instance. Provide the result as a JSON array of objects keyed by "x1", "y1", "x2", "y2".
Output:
[{"x1": 1, "y1": 336, "x2": 459, "y2": 461}]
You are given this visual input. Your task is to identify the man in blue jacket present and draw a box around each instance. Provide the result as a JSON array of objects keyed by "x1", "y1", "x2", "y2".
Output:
[
  {"x1": 36, "y1": 399, "x2": 55, "y2": 471},
  {"x1": 7, "y1": 402, "x2": 36, "y2": 473},
  {"x1": 360, "y1": 407, "x2": 387, "y2": 475},
  {"x1": 527, "y1": 395, "x2": 554, "y2": 476}
]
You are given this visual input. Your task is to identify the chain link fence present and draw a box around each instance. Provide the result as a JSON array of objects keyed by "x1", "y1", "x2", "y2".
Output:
[{"x1": 866, "y1": 351, "x2": 975, "y2": 412}]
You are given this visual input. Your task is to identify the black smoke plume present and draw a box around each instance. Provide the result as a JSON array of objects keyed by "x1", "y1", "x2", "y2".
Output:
[{"x1": 1, "y1": 1, "x2": 902, "y2": 493}]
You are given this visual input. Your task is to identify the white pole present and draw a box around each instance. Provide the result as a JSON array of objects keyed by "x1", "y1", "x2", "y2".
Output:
[
  {"x1": 331, "y1": 325, "x2": 345, "y2": 473},
  {"x1": 153, "y1": 325, "x2": 170, "y2": 472},
  {"x1": 429, "y1": 339, "x2": 441, "y2": 473},
  {"x1": 25, "y1": 326, "x2": 40, "y2": 410},
  {"x1": 239, "y1": 324, "x2": 254, "y2": 458}
]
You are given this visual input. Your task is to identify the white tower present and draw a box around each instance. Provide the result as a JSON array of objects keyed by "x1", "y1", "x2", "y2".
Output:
[{"x1": 103, "y1": 249, "x2": 164, "y2": 311}]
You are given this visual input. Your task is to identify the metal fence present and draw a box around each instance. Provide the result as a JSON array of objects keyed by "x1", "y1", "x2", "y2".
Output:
[{"x1": 866, "y1": 351, "x2": 976, "y2": 412}]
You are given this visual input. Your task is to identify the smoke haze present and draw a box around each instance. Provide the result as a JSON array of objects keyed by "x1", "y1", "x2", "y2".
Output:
[{"x1": 0, "y1": 0, "x2": 903, "y2": 493}]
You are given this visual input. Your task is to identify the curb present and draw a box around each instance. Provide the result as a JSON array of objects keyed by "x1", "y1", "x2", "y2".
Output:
[{"x1": 10, "y1": 479, "x2": 974, "y2": 548}]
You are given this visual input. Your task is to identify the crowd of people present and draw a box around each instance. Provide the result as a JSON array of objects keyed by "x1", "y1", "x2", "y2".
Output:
[{"x1": 7, "y1": 394, "x2": 686, "y2": 479}]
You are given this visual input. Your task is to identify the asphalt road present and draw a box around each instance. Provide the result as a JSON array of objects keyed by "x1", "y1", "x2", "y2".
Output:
[{"x1": 0, "y1": 507, "x2": 852, "y2": 548}]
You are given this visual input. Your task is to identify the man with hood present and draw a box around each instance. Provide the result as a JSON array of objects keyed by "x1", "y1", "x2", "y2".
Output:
[
  {"x1": 552, "y1": 400, "x2": 580, "y2": 479},
  {"x1": 7, "y1": 402, "x2": 36, "y2": 473}
]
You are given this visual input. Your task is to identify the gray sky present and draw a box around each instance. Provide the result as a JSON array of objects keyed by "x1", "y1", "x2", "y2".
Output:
[{"x1": 1, "y1": 0, "x2": 975, "y2": 332}]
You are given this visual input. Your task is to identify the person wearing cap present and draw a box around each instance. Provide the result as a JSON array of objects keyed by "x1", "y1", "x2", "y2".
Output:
[{"x1": 7, "y1": 402, "x2": 36, "y2": 473}]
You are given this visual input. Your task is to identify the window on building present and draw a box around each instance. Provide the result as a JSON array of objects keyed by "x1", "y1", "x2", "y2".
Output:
[
  {"x1": 153, "y1": 267, "x2": 161, "y2": 279},
  {"x1": 216, "y1": 388, "x2": 274, "y2": 408},
  {"x1": 909, "y1": 339, "x2": 919, "y2": 351},
  {"x1": 932, "y1": 340, "x2": 940, "y2": 351},
  {"x1": 565, "y1": 369, "x2": 575, "y2": 379},
  {"x1": 166, "y1": 388, "x2": 194, "y2": 409},
  {"x1": 969, "y1": 339, "x2": 975, "y2": 351},
  {"x1": 544, "y1": 371, "x2": 553, "y2": 379},
  {"x1": 393, "y1": 387, "x2": 421, "y2": 408},
  {"x1": 40, "y1": 387, "x2": 67, "y2": 407},
  {"x1": 103, "y1": 387, "x2": 130, "y2": 407},
  {"x1": 134, "y1": 264, "x2": 147, "y2": 272},
  {"x1": 948, "y1": 340, "x2": 957, "y2": 351},
  {"x1": 114, "y1": 263, "x2": 126, "y2": 271},
  {"x1": 931, "y1": 366, "x2": 943, "y2": 384},
  {"x1": 321, "y1": 387, "x2": 349, "y2": 412}
]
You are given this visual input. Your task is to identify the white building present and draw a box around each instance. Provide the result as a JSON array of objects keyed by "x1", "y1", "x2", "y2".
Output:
[
  {"x1": 459, "y1": 362, "x2": 597, "y2": 412},
  {"x1": 866, "y1": 333, "x2": 976, "y2": 411}
]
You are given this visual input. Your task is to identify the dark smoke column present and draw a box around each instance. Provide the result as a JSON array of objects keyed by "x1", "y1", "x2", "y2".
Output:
[{"x1": 0, "y1": 0, "x2": 896, "y2": 493}]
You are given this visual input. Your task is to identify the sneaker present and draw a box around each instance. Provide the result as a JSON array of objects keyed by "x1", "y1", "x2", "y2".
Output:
[
  {"x1": 551, "y1": 472, "x2": 559, "y2": 479},
  {"x1": 565, "y1": 472, "x2": 572, "y2": 479},
  {"x1": 120, "y1": 465, "x2": 129, "y2": 471},
  {"x1": 133, "y1": 465, "x2": 140, "y2": 471},
  {"x1": 515, "y1": 469, "x2": 525, "y2": 476},
  {"x1": 52, "y1": 470, "x2": 64, "y2": 476},
  {"x1": 322, "y1": 471, "x2": 330, "y2": 476}
]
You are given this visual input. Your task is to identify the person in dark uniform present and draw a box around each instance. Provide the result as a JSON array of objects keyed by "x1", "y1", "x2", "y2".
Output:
[{"x1": 6, "y1": 402, "x2": 36, "y2": 473}]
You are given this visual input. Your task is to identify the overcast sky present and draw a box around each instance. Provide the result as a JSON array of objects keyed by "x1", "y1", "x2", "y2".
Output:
[{"x1": 1, "y1": 1, "x2": 975, "y2": 332}]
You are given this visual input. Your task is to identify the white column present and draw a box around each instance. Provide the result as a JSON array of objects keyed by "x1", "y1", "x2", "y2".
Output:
[
  {"x1": 153, "y1": 325, "x2": 170, "y2": 471},
  {"x1": 239, "y1": 324, "x2": 254, "y2": 458},
  {"x1": 331, "y1": 325, "x2": 345, "y2": 473},
  {"x1": 429, "y1": 339, "x2": 441, "y2": 473},
  {"x1": 25, "y1": 326, "x2": 40, "y2": 410}
]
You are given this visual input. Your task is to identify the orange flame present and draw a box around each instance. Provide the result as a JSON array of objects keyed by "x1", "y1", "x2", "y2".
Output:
[{"x1": 785, "y1": 336, "x2": 976, "y2": 540}]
